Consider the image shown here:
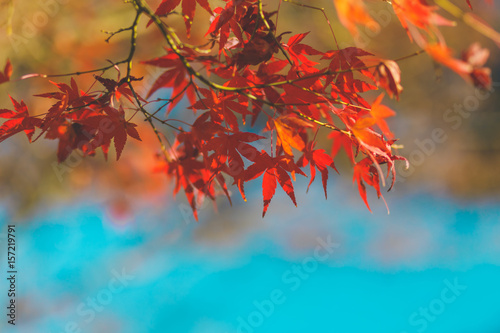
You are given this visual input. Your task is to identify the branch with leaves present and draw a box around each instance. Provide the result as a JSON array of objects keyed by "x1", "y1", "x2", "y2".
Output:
[{"x1": 0, "y1": 0, "x2": 497, "y2": 219}]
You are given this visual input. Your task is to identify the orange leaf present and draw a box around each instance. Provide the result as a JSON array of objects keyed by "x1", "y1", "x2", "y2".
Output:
[
  {"x1": 274, "y1": 117, "x2": 305, "y2": 156},
  {"x1": 426, "y1": 43, "x2": 472, "y2": 76},
  {"x1": 370, "y1": 93, "x2": 396, "y2": 139},
  {"x1": 333, "y1": 0, "x2": 378, "y2": 35}
]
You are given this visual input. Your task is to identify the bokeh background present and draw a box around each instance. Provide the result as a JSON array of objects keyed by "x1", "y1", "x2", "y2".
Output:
[{"x1": 1, "y1": 0, "x2": 500, "y2": 332}]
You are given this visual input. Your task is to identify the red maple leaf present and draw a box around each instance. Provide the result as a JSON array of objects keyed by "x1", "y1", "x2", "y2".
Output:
[
  {"x1": 284, "y1": 32, "x2": 322, "y2": 68},
  {"x1": 204, "y1": 131, "x2": 264, "y2": 177},
  {"x1": 33, "y1": 78, "x2": 97, "y2": 140},
  {"x1": 0, "y1": 59, "x2": 12, "y2": 85},
  {"x1": 329, "y1": 131, "x2": 355, "y2": 165},
  {"x1": 297, "y1": 141, "x2": 338, "y2": 198},
  {"x1": 190, "y1": 89, "x2": 252, "y2": 131},
  {"x1": 157, "y1": 154, "x2": 215, "y2": 221},
  {"x1": 148, "y1": 0, "x2": 213, "y2": 37},
  {"x1": 322, "y1": 47, "x2": 376, "y2": 106},
  {"x1": 353, "y1": 157, "x2": 383, "y2": 212},
  {"x1": 206, "y1": 1, "x2": 245, "y2": 52},
  {"x1": 35, "y1": 78, "x2": 87, "y2": 107},
  {"x1": 94, "y1": 75, "x2": 143, "y2": 105},
  {"x1": 243, "y1": 152, "x2": 306, "y2": 217},
  {"x1": 44, "y1": 120, "x2": 96, "y2": 163},
  {"x1": 0, "y1": 96, "x2": 42, "y2": 143},
  {"x1": 81, "y1": 106, "x2": 142, "y2": 161},
  {"x1": 142, "y1": 49, "x2": 197, "y2": 113}
]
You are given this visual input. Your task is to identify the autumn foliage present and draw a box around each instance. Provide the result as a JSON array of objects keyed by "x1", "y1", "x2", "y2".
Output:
[{"x1": 0, "y1": 0, "x2": 497, "y2": 219}]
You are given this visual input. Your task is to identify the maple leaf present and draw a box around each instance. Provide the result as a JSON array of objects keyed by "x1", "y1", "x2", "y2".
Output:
[
  {"x1": 333, "y1": 0, "x2": 378, "y2": 35},
  {"x1": 142, "y1": 49, "x2": 197, "y2": 113},
  {"x1": 329, "y1": 131, "x2": 355, "y2": 165},
  {"x1": 34, "y1": 78, "x2": 96, "y2": 121},
  {"x1": 33, "y1": 78, "x2": 98, "y2": 142},
  {"x1": 0, "y1": 59, "x2": 12, "y2": 85},
  {"x1": 414, "y1": 40, "x2": 492, "y2": 92},
  {"x1": 297, "y1": 141, "x2": 338, "y2": 198},
  {"x1": 206, "y1": 1, "x2": 249, "y2": 52},
  {"x1": 94, "y1": 75, "x2": 143, "y2": 105},
  {"x1": 257, "y1": 59, "x2": 289, "y2": 78},
  {"x1": 393, "y1": 0, "x2": 456, "y2": 31},
  {"x1": 208, "y1": 1, "x2": 277, "y2": 64},
  {"x1": 351, "y1": 118, "x2": 392, "y2": 161},
  {"x1": 44, "y1": 120, "x2": 96, "y2": 163},
  {"x1": 160, "y1": 113, "x2": 246, "y2": 218},
  {"x1": 426, "y1": 43, "x2": 474, "y2": 80},
  {"x1": 284, "y1": 32, "x2": 322, "y2": 68},
  {"x1": 204, "y1": 131, "x2": 264, "y2": 177},
  {"x1": 82, "y1": 106, "x2": 142, "y2": 161},
  {"x1": 157, "y1": 152, "x2": 216, "y2": 221},
  {"x1": 148, "y1": 0, "x2": 213, "y2": 37},
  {"x1": 165, "y1": 159, "x2": 202, "y2": 220},
  {"x1": 346, "y1": 112, "x2": 397, "y2": 190},
  {"x1": 323, "y1": 47, "x2": 374, "y2": 76},
  {"x1": 272, "y1": 116, "x2": 307, "y2": 156},
  {"x1": 186, "y1": 111, "x2": 226, "y2": 146},
  {"x1": 370, "y1": 93, "x2": 396, "y2": 140},
  {"x1": 353, "y1": 157, "x2": 383, "y2": 213},
  {"x1": 280, "y1": 70, "x2": 329, "y2": 116},
  {"x1": 373, "y1": 60, "x2": 403, "y2": 100},
  {"x1": 190, "y1": 89, "x2": 252, "y2": 130},
  {"x1": 0, "y1": 96, "x2": 42, "y2": 143},
  {"x1": 392, "y1": 0, "x2": 455, "y2": 47},
  {"x1": 35, "y1": 78, "x2": 85, "y2": 106},
  {"x1": 243, "y1": 152, "x2": 306, "y2": 217},
  {"x1": 348, "y1": 107, "x2": 407, "y2": 196},
  {"x1": 461, "y1": 42, "x2": 492, "y2": 89},
  {"x1": 322, "y1": 47, "x2": 376, "y2": 106},
  {"x1": 353, "y1": 153, "x2": 407, "y2": 212}
]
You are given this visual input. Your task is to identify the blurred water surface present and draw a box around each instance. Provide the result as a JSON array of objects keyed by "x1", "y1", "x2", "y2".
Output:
[{"x1": 1, "y1": 177, "x2": 499, "y2": 333}]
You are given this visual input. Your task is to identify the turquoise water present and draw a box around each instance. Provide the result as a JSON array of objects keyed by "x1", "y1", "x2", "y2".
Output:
[{"x1": 1, "y1": 183, "x2": 499, "y2": 332}]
